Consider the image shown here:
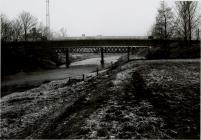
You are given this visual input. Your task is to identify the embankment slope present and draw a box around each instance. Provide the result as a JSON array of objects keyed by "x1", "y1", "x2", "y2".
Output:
[{"x1": 0, "y1": 59, "x2": 200, "y2": 139}]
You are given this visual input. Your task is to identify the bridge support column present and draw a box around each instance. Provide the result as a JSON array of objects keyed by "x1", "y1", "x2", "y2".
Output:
[
  {"x1": 127, "y1": 47, "x2": 130, "y2": 61},
  {"x1": 131, "y1": 47, "x2": 134, "y2": 55},
  {"x1": 147, "y1": 47, "x2": 151, "y2": 58},
  {"x1": 101, "y1": 48, "x2": 104, "y2": 67},
  {"x1": 65, "y1": 48, "x2": 70, "y2": 68}
]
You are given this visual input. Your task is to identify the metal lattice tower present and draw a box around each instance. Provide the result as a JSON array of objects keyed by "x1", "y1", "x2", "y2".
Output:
[{"x1": 46, "y1": 0, "x2": 50, "y2": 39}]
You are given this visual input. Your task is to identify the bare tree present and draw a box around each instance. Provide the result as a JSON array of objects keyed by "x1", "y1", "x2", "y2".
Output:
[
  {"x1": 1, "y1": 14, "x2": 13, "y2": 41},
  {"x1": 152, "y1": 1, "x2": 175, "y2": 39},
  {"x1": 11, "y1": 19, "x2": 23, "y2": 41},
  {"x1": 18, "y1": 11, "x2": 38, "y2": 40},
  {"x1": 175, "y1": 1, "x2": 200, "y2": 45}
]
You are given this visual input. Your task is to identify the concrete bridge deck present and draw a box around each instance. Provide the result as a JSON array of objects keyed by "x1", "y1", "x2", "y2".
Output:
[{"x1": 2, "y1": 37, "x2": 200, "y2": 48}]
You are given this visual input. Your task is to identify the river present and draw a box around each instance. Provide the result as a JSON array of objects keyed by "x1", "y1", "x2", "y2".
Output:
[{"x1": 1, "y1": 55, "x2": 121, "y2": 96}]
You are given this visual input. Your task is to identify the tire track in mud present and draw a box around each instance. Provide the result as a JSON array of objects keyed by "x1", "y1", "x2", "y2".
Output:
[
  {"x1": 26, "y1": 74, "x2": 115, "y2": 139},
  {"x1": 27, "y1": 62, "x2": 170, "y2": 139},
  {"x1": 131, "y1": 66, "x2": 200, "y2": 139},
  {"x1": 72, "y1": 67, "x2": 170, "y2": 139},
  {"x1": 2, "y1": 60, "x2": 199, "y2": 139}
]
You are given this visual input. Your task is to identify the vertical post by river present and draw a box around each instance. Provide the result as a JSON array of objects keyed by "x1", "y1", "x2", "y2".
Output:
[
  {"x1": 127, "y1": 47, "x2": 130, "y2": 62},
  {"x1": 66, "y1": 48, "x2": 70, "y2": 68},
  {"x1": 101, "y1": 48, "x2": 104, "y2": 68}
]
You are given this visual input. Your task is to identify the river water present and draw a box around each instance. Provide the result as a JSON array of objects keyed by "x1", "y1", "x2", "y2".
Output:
[{"x1": 1, "y1": 55, "x2": 121, "y2": 96}]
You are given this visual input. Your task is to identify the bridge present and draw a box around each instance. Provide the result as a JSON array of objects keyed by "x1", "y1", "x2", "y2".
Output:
[{"x1": 2, "y1": 36, "x2": 200, "y2": 67}]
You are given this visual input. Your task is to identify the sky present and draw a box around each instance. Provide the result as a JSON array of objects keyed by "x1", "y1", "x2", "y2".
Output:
[{"x1": 0, "y1": 0, "x2": 176, "y2": 37}]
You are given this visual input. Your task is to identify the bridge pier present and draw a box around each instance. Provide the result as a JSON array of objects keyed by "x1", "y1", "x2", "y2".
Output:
[
  {"x1": 147, "y1": 46, "x2": 151, "y2": 57},
  {"x1": 127, "y1": 47, "x2": 130, "y2": 61},
  {"x1": 131, "y1": 47, "x2": 134, "y2": 55},
  {"x1": 100, "y1": 48, "x2": 104, "y2": 67},
  {"x1": 65, "y1": 48, "x2": 70, "y2": 68}
]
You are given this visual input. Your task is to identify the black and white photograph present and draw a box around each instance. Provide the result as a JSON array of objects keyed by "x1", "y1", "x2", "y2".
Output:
[{"x1": 0, "y1": 0, "x2": 200, "y2": 139}]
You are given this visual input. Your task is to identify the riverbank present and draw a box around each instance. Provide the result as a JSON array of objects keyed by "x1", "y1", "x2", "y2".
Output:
[
  {"x1": 1, "y1": 58, "x2": 200, "y2": 139},
  {"x1": 1, "y1": 55, "x2": 121, "y2": 97}
]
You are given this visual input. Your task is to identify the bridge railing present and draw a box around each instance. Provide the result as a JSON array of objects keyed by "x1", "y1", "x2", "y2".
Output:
[{"x1": 51, "y1": 36, "x2": 150, "y2": 40}]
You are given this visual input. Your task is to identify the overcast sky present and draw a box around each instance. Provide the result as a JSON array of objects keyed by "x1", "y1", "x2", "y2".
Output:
[{"x1": 0, "y1": 0, "x2": 176, "y2": 36}]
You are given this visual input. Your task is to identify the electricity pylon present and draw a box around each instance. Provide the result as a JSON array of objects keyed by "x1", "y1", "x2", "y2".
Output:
[{"x1": 46, "y1": 0, "x2": 50, "y2": 39}]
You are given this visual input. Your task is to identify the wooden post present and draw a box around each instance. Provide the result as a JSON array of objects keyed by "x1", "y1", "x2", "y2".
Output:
[
  {"x1": 111, "y1": 61, "x2": 113, "y2": 69},
  {"x1": 66, "y1": 48, "x2": 70, "y2": 68},
  {"x1": 127, "y1": 47, "x2": 130, "y2": 62},
  {"x1": 100, "y1": 48, "x2": 104, "y2": 67},
  {"x1": 82, "y1": 74, "x2": 85, "y2": 81},
  {"x1": 96, "y1": 67, "x2": 99, "y2": 76}
]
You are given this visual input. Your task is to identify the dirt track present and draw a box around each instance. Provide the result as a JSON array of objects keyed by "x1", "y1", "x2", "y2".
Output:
[{"x1": 0, "y1": 59, "x2": 200, "y2": 139}]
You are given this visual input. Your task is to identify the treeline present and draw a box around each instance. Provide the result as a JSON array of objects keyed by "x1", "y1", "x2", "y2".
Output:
[
  {"x1": 151, "y1": 1, "x2": 200, "y2": 43},
  {"x1": 147, "y1": 1, "x2": 200, "y2": 59},
  {"x1": 1, "y1": 11, "x2": 64, "y2": 75},
  {"x1": 1, "y1": 11, "x2": 49, "y2": 41}
]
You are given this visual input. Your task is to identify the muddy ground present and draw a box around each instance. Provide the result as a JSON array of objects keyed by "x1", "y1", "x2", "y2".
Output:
[{"x1": 0, "y1": 59, "x2": 200, "y2": 139}]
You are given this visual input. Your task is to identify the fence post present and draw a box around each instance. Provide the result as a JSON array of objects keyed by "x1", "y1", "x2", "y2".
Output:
[
  {"x1": 82, "y1": 74, "x2": 85, "y2": 81},
  {"x1": 96, "y1": 67, "x2": 99, "y2": 76},
  {"x1": 111, "y1": 61, "x2": 113, "y2": 69}
]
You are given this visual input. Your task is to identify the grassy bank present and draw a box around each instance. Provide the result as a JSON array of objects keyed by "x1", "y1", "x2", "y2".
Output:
[
  {"x1": 147, "y1": 45, "x2": 200, "y2": 59},
  {"x1": 0, "y1": 59, "x2": 200, "y2": 139}
]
